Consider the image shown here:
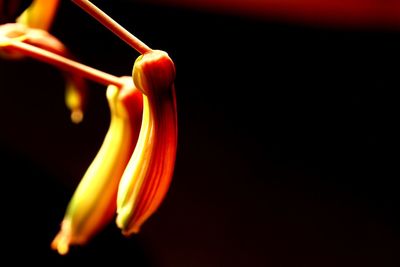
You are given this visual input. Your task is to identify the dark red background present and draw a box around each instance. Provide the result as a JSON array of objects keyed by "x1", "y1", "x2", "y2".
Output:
[{"x1": 1, "y1": 1, "x2": 399, "y2": 266}]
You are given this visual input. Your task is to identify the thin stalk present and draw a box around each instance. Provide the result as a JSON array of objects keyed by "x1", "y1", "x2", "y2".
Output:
[
  {"x1": 72, "y1": 0, "x2": 152, "y2": 54},
  {"x1": 6, "y1": 39, "x2": 124, "y2": 87}
]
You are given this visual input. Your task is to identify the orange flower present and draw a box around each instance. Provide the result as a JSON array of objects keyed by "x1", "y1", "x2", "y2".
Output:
[
  {"x1": 2, "y1": 0, "x2": 178, "y2": 255},
  {"x1": 117, "y1": 50, "x2": 177, "y2": 234},
  {"x1": 71, "y1": 0, "x2": 178, "y2": 236}
]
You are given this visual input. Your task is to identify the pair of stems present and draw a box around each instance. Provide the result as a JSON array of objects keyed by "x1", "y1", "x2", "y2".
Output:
[{"x1": 5, "y1": 0, "x2": 151, "y2": 87}]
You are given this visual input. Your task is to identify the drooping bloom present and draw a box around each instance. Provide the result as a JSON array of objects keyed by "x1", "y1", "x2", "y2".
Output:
[
  {"x1": 116, "y1": 50, "x2": 177, "y2": 235},
  {"x1": 51, "y1": 51, "x2": 178, "y2": 253},
  {"x1": 68, "y1": 0, "x2": 179, "y2": 239},
  {"x1": 51, "y1": 77, "x2": 143, "y2": 255},
  {"x1": 2, "y1": 0, "x2": 178, "y2": 255}
]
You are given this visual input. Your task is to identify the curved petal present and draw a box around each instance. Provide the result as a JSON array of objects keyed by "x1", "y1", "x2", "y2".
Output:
[
  {"x1": 51, "y1": 77, "x2": 143, "y2": 255},
  {"x1": 116, "y1": 50, "x2": 177, "y2": 235}
]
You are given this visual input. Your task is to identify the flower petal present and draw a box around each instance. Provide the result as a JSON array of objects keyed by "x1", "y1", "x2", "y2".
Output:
[
  {"x1": 116, "y1": 50, "x2": 177, "y2": 235},
  {"x1": 16, "y1": 0, "x2": 59, "y2": 30},
  {"x1": 51, "y1": 77, "x2": 143, "y2": 255}
]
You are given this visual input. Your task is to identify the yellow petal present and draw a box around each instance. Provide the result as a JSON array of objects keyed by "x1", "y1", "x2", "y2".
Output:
[
  {"x1": 16, "y1": 0, "x2": 59, "y2": 30},
  {"x1": 51, "y1": 77, "x2": 143, "y2": 254}
]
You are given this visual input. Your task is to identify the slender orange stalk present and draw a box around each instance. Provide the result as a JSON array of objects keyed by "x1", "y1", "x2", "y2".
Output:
[
  {"x1": 72, "y1": 0, "x2": 151, "y2": 54},
  {"x1": 2, "y1": 38, "x2": 123, "y2": 87}
]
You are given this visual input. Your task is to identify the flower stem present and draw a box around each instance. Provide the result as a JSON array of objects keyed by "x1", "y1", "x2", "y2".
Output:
[
  {"x1": 72, "y1": 0, "x2": 152, "y2": 54},
  {"x1": 6, "y1": 40, "x2": 124, "y2": 87}
]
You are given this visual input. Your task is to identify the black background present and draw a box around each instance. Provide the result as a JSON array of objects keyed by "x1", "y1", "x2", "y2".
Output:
[{"x1": 1, "y1": 0, "x2": 399, "y2": 266}]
